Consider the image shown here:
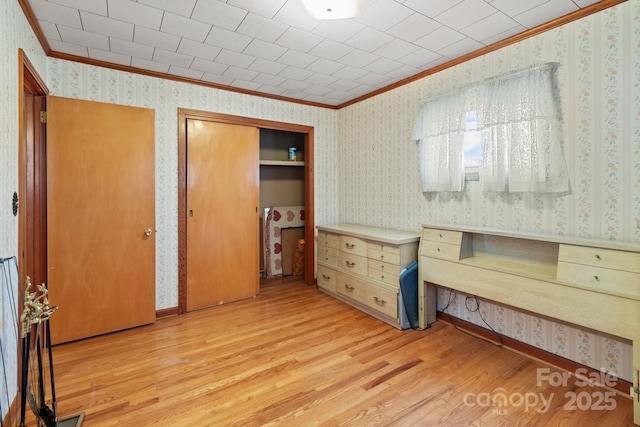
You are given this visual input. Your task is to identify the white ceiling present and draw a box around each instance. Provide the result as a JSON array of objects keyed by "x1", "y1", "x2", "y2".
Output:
[{"x1": 24, "y1": 0, "x2": 606, "y2": 107}]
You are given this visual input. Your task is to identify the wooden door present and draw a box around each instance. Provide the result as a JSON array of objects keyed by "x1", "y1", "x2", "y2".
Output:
[
  {"x1": 186, "y1": 120, "x2": 259, "y2": 311},
  {"x1": 47, "y1": 96, "x2": 155, "y2": 344}
]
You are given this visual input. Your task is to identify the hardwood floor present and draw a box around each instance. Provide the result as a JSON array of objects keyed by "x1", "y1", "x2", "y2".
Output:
[{"x1": 40, "y1": 277, "x2": 632, "y2": 426}]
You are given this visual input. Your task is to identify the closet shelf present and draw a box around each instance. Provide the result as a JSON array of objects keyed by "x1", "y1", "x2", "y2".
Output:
[{"x1": 259, "y1": 160, "x2": 305, "y2": 166}]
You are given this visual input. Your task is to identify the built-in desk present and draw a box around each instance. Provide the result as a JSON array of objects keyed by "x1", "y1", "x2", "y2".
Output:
[{"x1": 418, "y1": 224, "x2": 640, "y2": 424}]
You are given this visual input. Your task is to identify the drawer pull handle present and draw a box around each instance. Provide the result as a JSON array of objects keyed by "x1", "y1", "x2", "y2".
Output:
[
  {"x1": 380, "y1": 255, "x2": 384, "y2": 260},
  {"x1": 322, "y1": 274, "x2": 331, "y2": 280},
  {"x1": 344, "y1": 284, "x2": 355, "y2": 292},
  {"x1": 594, "y1": 275, "x2": 600, "y2": 282},
  {"x1": 345, "y1": 243, "x2": 356, "y2": 249},
  {"x1": 346, "y1": 261, "x2": 356, "y2": 268},
  {"x1": 374, "y1": 296, "x2": 386, "y2": 305},
  {"x1": 437, "y1": 248, "x2": 441, "y2": 253},
  {"x1": 595, "y1": 254, "x2": 601, "y2": 260},
  {"x1": 439, "y1": 234, "x2": 443, "y2": 238}
]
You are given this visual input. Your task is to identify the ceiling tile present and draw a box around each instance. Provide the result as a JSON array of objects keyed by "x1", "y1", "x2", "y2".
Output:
[
  {"x1": 192, "y1": 0, "x2": 248, "y2": 31},
  {"x1": 306, "y1": 58, "x2": 345, "y2": 75},
  {"x1": 80, "y1": 11, "x2": 133, "y2": 40},
  {"x1": 402, "y1": 0, "x2": 464, "y2": 18},
  {"x1": 332, "y1": 65, "x2": 369, "y2": 80},
  {"x1": 363, "y1": 57, "x2": 403, "y2": 74},
  {"x1": 305, "y1": 73, "x2": 337, "y2": 87},
  {"x1": 255, "y1": 84, "x2": 287, "y2": 95},
  {"x1": 384, "y1": 64, "x2": 421, "y2": 80},
  {"x1": 160, "y1": 12, "x2": 212, "y2": 42},
  {"x1": 461, "y1": 11, "x2": 520, "y2": 42},
  {"x1": 49, "y1": 0, "x2": 107, "y2": 16},
  {"x1": 274, "y1": 27, "x2": 323, "y2": 52},
  {"x1": 278, "y1": 79, "x2": 311, "y2": 91},
  {"x1": 278, "y1": 65, "x2": 314, "y2": 81},
  {"x1": 137, "y1": 0, "x2": 197, "y2": 17},
  {"x1": 38, "y1": 21, "x2": 62, "y2": 40},
  {"x1": 216, "y1": 49, "x2": 257, "y2": 68},
  {"x1": 131, "y1": 57, "x2": 170, "y2": 73},
  {"x1": 30, "y1": 0, "x2": 82, "y2": 29},
  {"x1": 201, "y1": 73, "x2": 234, "y2": 85},
  {"x1": 513, "y1": 0, "x2": 578, "y2": 28},
  {"x1": 356, "y1": 0, "x2": 414, "y2": 31},
  {"x1": 327, "y1": 78, "x2": 361, "y2": 91},
  {"x1": 308, "y1": 39, "x2": 353, "y2": 61},
  {"x1": 277, "y1": 49, "x2": 316, "y2": 68},
  {"x1": 58, "y1": 25, "x2": 109, "y2": 49},
  {"x1": 304, "y1": 84, "x2": 332, "y2": 96},
  {"x1": 373, "y1": 38, "x2": 420, "y2": 61},
  {"x1": 134, "y1": 26, "x2": 181, "y2": 51},
  {"x1": 437, "y1": 0, "x2": 499, "y2": 31},
  {"x1": 48, "y1": 39, "x2": 88, "y2": 57},
  {"x1": 224, "y1": 66, "x2": 259, "y2": 81},
  {"x1": 236, "y1": 13, "x2": 288, "y2": 43},
  {"x1": 490, "y1": 0, "x2": 551, "y2": 17},
  {"x1": 107, "y1": 0, "x2": 163, "y2": 30},
  {"x1": 178, "y1": 39, "x2": 221, "y2": 61},
  {"x1": 252, "y1": 73, "x2": 286, "y2": 86},
  {"x1": 88, "y1": 47, "x2": 130, "y2": 65},
  {"x1": 190, "y1": 57, "x2": 228, "y2": 75},
  {"x1": 243, "y1": 39, "x2": 288, "y2": 61},
  {"x1": 345, "y1": 27, "x2": 394, "y2": 52},
  {"x1": 312, "y1": 19, "x2": 366, "y2": 43},
  {"x1": 414, "y1": 26, "x2": 466, "y2": 52},
  {"x1": 227, "y1": 0, "x2": 287, "y2": 18},
  {"x1": 111, "y1": 37, "x2": 154, "y2": 59},
  {"x1": 272, "y1": 0, "x2": 320, "y2": 32},
  {"x1": 481, "y1": 24, "x2": 526, "y2": 45},
  {"x1": 230, "y1": 79, "x2": 261, "y2": 90},
  {"x1": 337, "y1": 49, "x2": 379, "y2": 68},
  {"x1": 205, "y1": 26, "x2": 252, "y2": 52},
  {"x1": 437, "y1": 37, "x2": 485, "y2": 58},
  {"x1": 386, "y1": 12, "x2": 441, "y2": 42},
  {"x1": 168, "y1": 65, "x2": 204, "y2": 80},
  {"x1": 397, "y1": 48, "x2": 441, "y2": 68},
  {"x1": 356, "y1": 72, "x2": 392, "y2": 87},
  {"x1": 249, "y1": 58, "x2": 287, "y2": 74},
  {"x1": 153, "y1": 48, "x2": 194, "y2": 68}
]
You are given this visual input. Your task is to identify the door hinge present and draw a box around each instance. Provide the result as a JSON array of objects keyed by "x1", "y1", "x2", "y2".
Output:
[{"x1": 39, "y1": 111, "x2": 47, "y2": 123}]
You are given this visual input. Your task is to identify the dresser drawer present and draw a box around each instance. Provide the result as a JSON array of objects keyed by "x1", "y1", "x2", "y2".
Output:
[
  {"x1": 367, "y1": 248, "x2": 401, "y2": 265},
  {"x1": 339, "y1": 252, "x2": 368, "y2": 276},
  {"x1": 317, "y1": 265, "x2": 337, "y2": 293},
  {"x1": 367, "y1": 267, "x2": 399, "y2": 288},
  {"x1": 368, "y1": 259, "x2": 401, "y2": 276},
  {"x1": 557, "y1": 262, "x2": 640, "y2": 300},
  {"x1": 362, "y1": 282, "x2": 398, "y2": 319},
  {"x1": 559, "y1": 245, "x2": 640, "y2": 273},
  {"x1": 422, "y1": 228, "x2": 463, "y2": 245},
  {"x1": 317, "y1": 245, "x2": 339, "y2": 259},
  {"x1": 420, "y1": 241, "x2": 461, "y2": 260},
  {"x1": 318, "y1": 233, "x2": 339, "y2": 249},
  {"x1": 367, "y1": 241, "x2": 401, "y2": 256},
  {"x1": 339, "y1": 235, "x2": 368, "y2": 257},
  {"x1": 336, "y1": 272, "x2": 367, "y2": 301}
]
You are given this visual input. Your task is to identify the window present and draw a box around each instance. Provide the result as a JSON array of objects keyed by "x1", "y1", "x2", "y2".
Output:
[{"x1": 413, "y1": 63, "x2": 569, "y2": 193}]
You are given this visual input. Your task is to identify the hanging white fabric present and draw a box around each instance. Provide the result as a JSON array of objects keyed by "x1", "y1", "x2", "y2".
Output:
[
  {"x1": 413, "y1": 63, "x2": 570, "y2": 194},
  {"x1": 412, "y1": 90, "x2": 467, "y2": 192},
  {"x1": 476, "y1": 63, "x2": 569, "y2": 193}
]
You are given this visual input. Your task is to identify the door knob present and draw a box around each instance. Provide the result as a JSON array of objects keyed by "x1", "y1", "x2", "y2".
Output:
[{"x1": 144, "y1": 228, "x2": 153, "y2": 236}]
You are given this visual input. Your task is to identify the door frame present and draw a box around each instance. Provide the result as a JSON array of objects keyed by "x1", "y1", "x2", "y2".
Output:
[{"x1": 177, "y1": 108, "x2": 315, "y2": 315}]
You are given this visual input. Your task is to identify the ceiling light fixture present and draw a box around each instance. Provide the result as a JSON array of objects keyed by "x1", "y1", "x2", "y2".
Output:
[{"x1": 301, "y1": 0, "x2": 360, "y2": 19}]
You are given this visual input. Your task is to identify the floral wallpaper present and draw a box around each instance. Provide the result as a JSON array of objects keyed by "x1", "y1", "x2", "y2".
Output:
[
  {"x1": 0, "y1": 0, "x2": 48, "y2": 421},
  {"x1": 338, "y1": 1, "x2": 639, "y2": 382}
]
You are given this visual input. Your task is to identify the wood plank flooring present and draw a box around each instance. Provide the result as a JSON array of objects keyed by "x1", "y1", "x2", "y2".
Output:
[{"x1": 40, "y1": 277, "x2": 633, "y2": 426}]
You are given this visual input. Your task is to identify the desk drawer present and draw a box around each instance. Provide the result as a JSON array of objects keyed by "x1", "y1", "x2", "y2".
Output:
[
  {"x1": 557, "y1": 262, "x2": 640, "y2": 300},
  {"x1": 367, "y1": 248, "x2": 400, "y2": 265},
  {"x1": 339, "y1": 235, "x2": 368, "y2": 257},
  {"x1": 422, "y1": 228, "x2": 463, "y2": 245},
  {"x1": 420, "y1": 241, "x2": 461, "y2": 260},
  {"x1": 559, "y1": 245, "x2": 640, "y2": 273},
  {"x1": 317, "y1": 265, "x2": 337, "y2": 293},
  {"x1": 340, "y1": 252, "x2": 368, "y2": 276}
]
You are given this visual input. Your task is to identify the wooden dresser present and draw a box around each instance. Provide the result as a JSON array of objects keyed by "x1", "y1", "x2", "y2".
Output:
[
  {"x1": 316, "y1": 224, "x2": 419, "y2": 329},
  {"x1": 418, "y1": 224, "x2": 640, "y2": 424}
]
